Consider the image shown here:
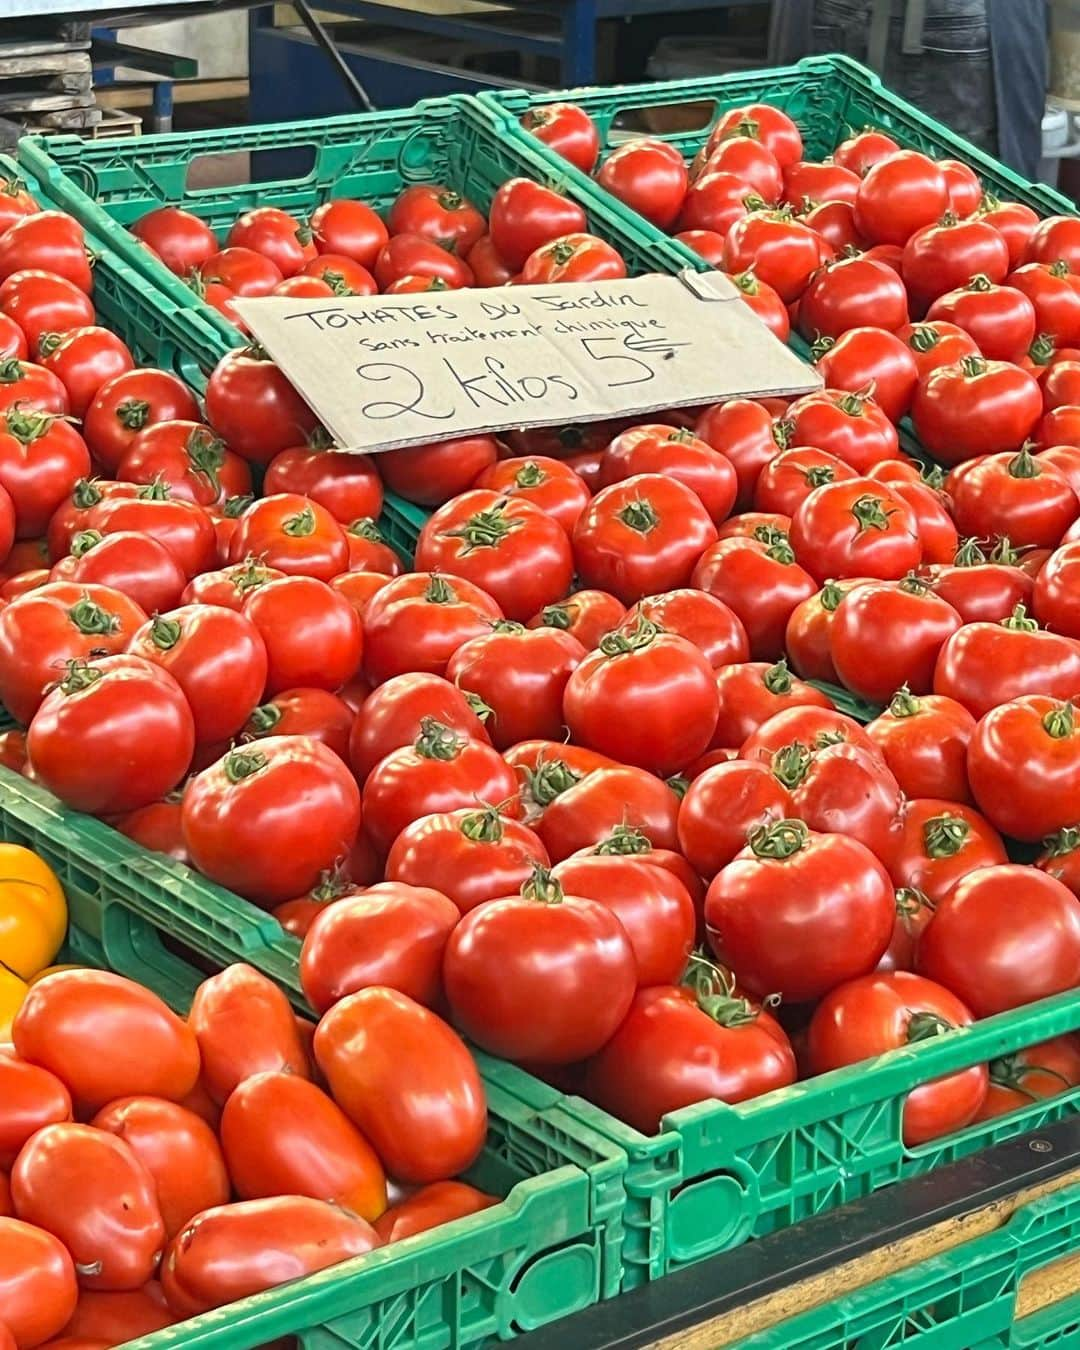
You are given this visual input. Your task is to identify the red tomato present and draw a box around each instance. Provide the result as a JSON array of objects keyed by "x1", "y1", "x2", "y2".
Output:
[
  {"x1": 784, "y1": 577, "x2": 872, "y2": 683},
  {"x1": 808, "y1": 971, "x2": 986, "y2": 1143},
  {"x1": 911, "y1": 356, "x2": 1042, "y2": 463},
  {"x1": 519, "y1": 231, "x2": 626, "y2": 284},
  {"x1": 373, "y1": 233, "x2": 474, "y2": 289},
  {"x1": 226, "y1": 206, "x2": 315, "y2": 277},
  {"x1": 813, "y1": 327, "x2": 918, "y2": 422},
  {"x1": 0, "y1": 1217, "x2": 78, "y2": 1347},
  {"x1": 56, "y1": 530, "x2": 185, "y2": 615},
  {"x1": 1008, "y1": 261, "x2": 1080, "y2": 344},
  {"x1": 901, "y1": 215, "x2": 1008, "y2": 312},
  {"x1": 473, "y1": 457, "x2": 588, "y2": 538},
  {"x1": 117, "y1": 421, "x2": 250, "y2": 509},
  {"x1": 952, "y1": 445, "x2": 1078, "y2": 549},
  {"x1": 0, "y1": 406, "x2": 90, "y2": 538},
  {"x1": 799, "y1": 256, "x2": 909, "y2": 339},
  {"x1": 348, "y1": 669, "x2": 490, "y2": 783},
  {"x1": 934, "y1": 606, "x2": 1080, "y2": 717},
  {"x1": 708, "y1": 104, "x2": 802, "y2": 169},
  {"x1": 722, "y1": 209, "x2": 830, "y2": 302},
  {"x1": 27, "y1": 655, "x2": 194, "y2": 814},
  {"x1": 705, "y1": 818, "x2": 894, "y2": 1000},
  {"x1": 774, "y1": 739, "x2": 904, "y2": 863},
  {"x1": 573, "y1": 473, "x2": 718, "y2": 604},
  {"x1": 692, "y1": 532, "x2": 816, "y2": 660},
  {"x1": 918, "y1": 865, "x2": 1080, "y2": 1015},
  {"x1": 695, "y1": 397, "x2": 788, "y2": 508},
  {"x1": 0, "y1": 1056, "x2": 72, "y2": 1169},
  {"x1": 1034, "y1": 539, "x2": 1080, "y2": 637},
  {"x1": 533, "y1": 763, "x2": 680, "y2": 862},
  {"x1": 740, "y1": 701, "x2": 879, "y2": 762},
  {"x1": 1038, "y1": 826, "x2": 1080, "y2": 898},
  {"x1": 160, "y1": 1195, "x2": 378, "y2": 1315},
  {"x1": 866, "y1": 689, "x2": 976, "y2": 802},
  {"x1": 0, "y1": 213, "x2": 91, "y2": 294},
  {"x1": 61, "y1": 1286, "x2": 175, "y2": 1342},
  {"x1": 888, "y1": 797, "x2": 1007, "y2": 904},
  {"x1": 977, "y1": 1035, "x2": 1080, "y2": 1120},
  {"x1": 1025, "y1": 214, "x2": 1080, "y2": 271},
  {"x1": 518, "y1": 102, "x2": 599, "y2": 173},
  {"x1": 626, "y1": 588, "x2": 749, "y2": 669},
  {"x1": 926, "y1": 277, "x2": 1036, "y2": 362},
  {"x1": 262, "y1": 442, "x2": 382, "y2": 527},
  {"x1": 895, "y1": 319, "x2": 980, "y2": 380},
  {"x1": 299, "y1": 252, "x2": 377, "y2": 294},
  {"x1": 783, "y1": 159, "x2": 860, "y2": 207},
  {"x1": 967, "y1": 695, "x2": 1080, "y2": 841},
  {"x1": 379, "y1": 435, "x2": 497, "y2": 507},
  {"x1": 227, "y1": 492, "x2": 348, "y2": 583},
  {"x1": 179, "y1": 557, "x2": 282, "y2": 610},
  {"x1": 929, "y1": 539, "x2": 1034, "y2": 622},
  {"x1": 674, "y1": 171, "x2": 756, "y2": 236},
  {"x1": 115, "y1": 798, "x2": 190, "y2": 864},
  {"x1": 314, "y1": 987, "x2": 486, "y2": 1183},
  {"x1": 0, "y1": 180, "x2": 38, "y2": 235},
  {"x1": 388, "y1": 185, "x2": 484, "y2": 255},
  {"x1": 375, "y1": 1180, "x2": 497, "y2": 1243},
  {"x1": 784, "y1": 388, "x2": 900, "y2": 474},
  {"x1": 0, "y1": 313, "x2": 27, "y2": 363},
  {"x1": 131, "y1": 206, "x2": 216, "y2": 274},
  {"x1": 38, "y1": 328, "x2": 133, "y2": 421},
  {"x1": 243, "y1": 574, "x2": 361, "y2": 694},
  {"x1": 91, "y1": 1098, "x2": 228, "y2": 1239},
  {"x1": 854, "y1": 151, "x2": 949, "y2": 246},
  {"x1": 13, "y1": 969, "x2": 198, "y2": 1111},
  {"x1": 725, "y1": 268, "x2": 790, "y2": 340},
  {"x1": 309, "y1": 199, "x2": 387, "y2": 268},
  {"x1": 710, "y1": 658, "x2": 832, "y2": 749},
  {"x1": 182, "y1": 737, "x2": 360, "y2": 903},
  {"x1": 0, "y1": 359, "x2": 69, "y2": 417},
  {"x1": 701, "y1": 137, "x2": 783, "y2": 201},
  {"x1": 204, "y1": 348, "x2": 319, "y2": 466},
  {"x1": 82, "y1": 369, "x2": 200, "y2": 475},
  {"x1": 444, "y1": 867, "x2": 636, "y2": 1062},
  {"x1": 598, "y1": 424, "x2": 737, "y2": 524},
  {"x1": 361, "y1": 572, "x2": 500, "y2": 685},
  {"x1": 890, "y1": 479, "x2": 959, "y2": 564},
  {"x1": 833, "y1": 129, "x2": 900, "y2": 176},
  {"x1": 830, "y1": 577, "x2": 962, "y2": 702},
  {"x1": 465, "y1": 233, "x2": 515, "y2": 287},
  {"x1": 239, "y1": 687, "x2": 352, "y2": 762},
  {"x1": 526, "y1": 588, "x2": 625, "y2": 649},
  {"x1": 200, "y1": 246, "x2": 282, "y2": 297},
  {"x1": 677, "y1": 758, "x2": 791, "y2": 877},
  {"x1": 188, "y1": 964, "x2": 310, "y2": 1105},
  {"x1": 595, "y1": 139, "x2": 688, "y2": 230},
  {"x1": 789, "y1": 477, "x2": 921, "y2": 584},
  {"x1": 486, "y1": 179, "x2": 586, "y2": 270}
]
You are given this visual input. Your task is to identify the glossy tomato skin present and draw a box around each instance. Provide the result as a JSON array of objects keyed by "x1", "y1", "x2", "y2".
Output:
[
  {"x1": 790, "y1": 478, "x2": 921, "y2": 584},
  {"x1": 895, "y1": 320, "x2": 979, "y2": 381},
  {"x1": 309, "y1": 199, "x2": 387, "y2": 268},
  {"x1": 228, "y1": 493, "x2": 348, "y2": 583},
  {"x1": 527, "y1": 589, "x2": 626, "y2": 650},
  {"x1": 677, "y1": 760, "x2": 791, "y2": 877},
  {"x1": 374, "y1": 233, "x2": 474, "y2": 289},
  {"x1": 711, "y1": 659, "x2": 831, "y2": 749},
  {"x1": 930, "y1": 553, "x2": 1034, "y2": 624},
  {"x1": 726, "y1": 268, "x2": 790, "y2": 338},
  {"x1": 709, "y1": 103, "x2": 802, "y2": 169},
  {"x1": 0, "y1": 1216, "x2": 78, "y2": 1348},
  {"x1": 180, "y1": 559, "x2": 284, "y2": 611},
  {"x1": 933, "y1": 611, "x2": 1080, "y2": 717},
  {"x1": 830, "y1": 578, "x2": 962, "y2": 702},
  {"x1": 362, "y1": 572, "x2": 501, "y2": 685},
  {"x1": 784, "y1": 578, "x2": 872, "y2": 683},
  {"x1": 891, "y1": 480, "x2": 959, "y2": 565},
  {"x1": 722, "y1": 210, "x2": 830, "y2": 302},
  {"x1": 799, "y1": 256, "x2": 909, "y2": 339},
  {"x1": 813, "y1": 328, "x2": 919, "y2": 423},
  {"x1": 917, "y1": 865, "x2": 1080, "y2": 1015},
  {"x1": 596, "y1": 139, "x2": 688, "y2": 230},
  {"x1": 387, "y1": 184, "x2": 484, "y2": 255},
  {"x1": 188, "y1": 964, "x2": 309, "y2": 1105},
  {"x1": 0, "y1": 1054, "x2": 72, "y2": 1171},
  {"x1": 474, "y1": 456, "x2": 589, "y2": 536},
  {"x1": 299, "y1": 881, "x2": 459, "y2": 1012},
  {"x1": 349, "y1": 670, "x2": 489, "y2": 782},
  {"x1": 519, "y1": 232, "x2": 626, "y2": 284},
  {"x1": 866, "y1": 690, "x2": 976, "y2": 802},
  {"x1": 563, "y1": 623, "x2": 719, "y2": 777},
  {"x1": 573, "y1": 473, "x2": 718, "y2": 604},
  {"x1": 778, "y1": 740, "x2": 904, "y2": 863},
  {"x1": 533, "y1": 764, "x2": 680, "y2": 862},
  {"x1": 977, "y1": 1035, "x2": 1080, "y2": 1120},
  {"x1": 58, "y1": 531, "x2": 186, "y2": 615},
  {"x1": 416, "y1": 490, "x2": 573, "y2": 622},
  {"x1": 241, "y1": 686, "x2": 353, "y2": 762},
  {"x1": 926, "y1": 280, "x2": 1037, "y2": 362},
  {"x1": 914, "y1": 356, "x2": 1044, "y2": 463},
  {"x1": 951, "y1": 447, "x2": 1078, "y2": 549},
  {"x1": 60, "y1": 1285, "x2": 175, "y2": 1342},
  {"x1": 807, "y1": 971, "x2": 987, "y2": 1144},
  {"x1": 132, "y1": 206, "x2": 216, "y2": 274},
  {"x1": 0, "y1": 213, "x2": 91, "y2": 294},
  {"x1": 519, "y1": 102, "x2": 599, "y2": 173},
  {"x1": 315, "y1": 987, "x2": 487, "y2": 1184},
  {"x1": 584, "y1": 985, "x2": 796, "y2": 1135},
  {"x1": 182, "y1": 737, "x2": 360, "y2": 904},
  {"x1": 854, "y1": 151, "x2": 949, "y2": 246},
  {"x1": 1009, "y1": 261, "x2": 1080, "y2": 343},
  {"x1": 967, "y1": 695, "x2": 1080, "y2": 841},
  {"x1": 695, "y1": 397, "x2": 788, "y2": 508},
  {"x1": 901, "y1": 216, "x2": 1009, "y2": 313},
  {"x1": 487, "y1": 179, "x2": 586, "y2": 270},
  {"x1": 27, "y1": 655, "x2": 195, "y2": 816},
  {"x1": 785, "y1": 388, "x2": 900, "y2": 474},
  {"x1": 204, "y1": 349, "x2": 319, "y2": 466},
  {"x1": 243, "y1": 575, "x2": 362, "y2": 695},
  {"x1": 118, "y1": 421, "x2": 251, "y2": 509},
  {"x1": 39, "y1": 327, "x2": 134, "y2": 420},
  {"x1": 692, "y1": 534, "x2": 817, "y2": 661},
  {"x1": 1034, "y1": 540, "x2": 1080, "y2": 637},
  {"x1": 86, "y1": 488, "x2": 216, "y2": 580},
  {"x1": 0, "y1": 406, "x2": 91, "y2": 538},
  {"x1": 90, "y1": 1097, "x2": 229, "y2": 1239},
  {"x1": 627, "y1": 589, "x2": 749, "y2": 669},
  {"x1": 160, "y1": 1196, "x2": 379, "y2": 1316},
  {"x1": 444, "y1": 871, "x2": 637, "y2": 1063},
  {"x1": 599, "y1": 424, "x2": 737, "y2": 525},
  {"x1": 888, "y1": 798, "x2": 1007, "y2": 903},
  {"x1": 374, "y1": 1181, "x2": 497, "y2": 1244},
  {"x1": 220, "y1": 1072, "x2": 386, "y2": 1219},
  {"x1": 83, "y1": 369, "x2": 200, "y2": 475},
  {"x1": 379, "y1": 436, "x2": 498, "y2": 507}
]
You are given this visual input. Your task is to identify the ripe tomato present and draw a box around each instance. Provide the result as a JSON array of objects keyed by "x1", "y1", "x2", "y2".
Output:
[
  {"x1": 783, "y1": 158, "x2": 860, "y2": 208},
  {"x1": 930, "y1": 539, "x2": 1034, "y2": 622},
  {"x1": 532, "y1": 763, "x2": 680, "y2": 862},
  {"x1": 934, "y1": 606, "x2": 1080, "y2": 717},
  {"x1": 784, "y1": 577, "x2": 872, "y2": 683},
  {"x1": 472, "y1": 455, "x2": 588, "y2": 536},
  {"x1": 240, "y1": 687, "x2": 352, "y2": 762},
  {"x1": 115, "y1": 798, "x2": 189, "y2": 864},
  {"x1": 740, "y1": 702, "x2": 880, "y2": 764},
  {"x1": 226, "y1": 206, "x2": 315, "y2": 277},
  {"x1": 830, "y1": 576, "x2": 961, "y2": 702},
  {"x1": 299, "y1": 252, "x2": 377, "y2": 294},
  {"x1": 388, "y1": 184, "x2": 484, "y2": 255},
  {"x1": 813, "y1": 327, "x2": 918, "y2": 423},
  {"x1": 807, "y1": 971, "x2": 986, "y2": 1144},
  {"x1": 0, "y1": 358, "x2": 68, "y2": 416},
  {"x1": 375, "y1": 1181, "x2": 497, "y2": 1244},
  {"x1": 486, "y1": 179, "x2": 586, "y2": 269},
  {"x1": 888, "y1": 798, "x2": 1006, "y2": 902},
  {"x1": 1034, "y1": 539, "x2": 1080, "y2": 637},
  {"x1": 127, "y1": 605, "x2": 266, "y2": 745},
  {"x1": 722, "y1": 209, "x2": 830, "y2": 302},
  {"x1": 977, "y1": 1035, "x2": 1080, "y2": 1120},
  {"x1": 854, "y1": 151, "x2": 948, "y2": 246},
  {"x1": 0, "y1": 1056, "x2": 71, "y2": 1169},
  {"x1": 131, "y1": 206, "x2": 216, "y2": 274},
  {"x1": 348, "y1": 670, "x2": 489, "y2": 783},
  {"x1": 181, "y1": 557, "x2": 282, "y2": 610},
  {"x1": 221, "y1": 1072, "x2": 386, "y2": 1219},
  {"x1": 227, "y1": 492, "x2": 348, "y2": 582},
  {"x1": 0, "y1": 179, "x2": 38, "y2": 235},
  {"x1": 243, "y1": 575, "x2": 361, "y2": 694},
  {"x1": 694, "y1": 397, "x2": 788, "y2": 508},
  {"x1": 790, "y1": 478, "x2": 921, "y2": 584},
  {"x1": 705, "y1": 818, "x2": 894, "y2": 1001},
  {"x1": 183, "y1": 738, "x2": 360, "y2": 903},
  {"x1": 926, "y1": 276, "x2": 1036, "y2": 362},
  {"x1": 27, "y1": 655, "x2": 194, "y2": 815},
  {"x1": 527, "y1": 588, "x2": 625, "y2": 649},
  {"x1": 39, "y1": 327, "x2": 134, "y2": 420},
  {"x1": 799, "y1": 256, "x2": 908, "y2": 339},
  {"x1": 724, "y1": 268, "x2": 790, "y2": 339},
  {"x1": 83, "y1": 369, "x2": 200, "y2": 475},
  {"x1": 0, "y1": 406, "x2": 91, "y2": 538},
  {"x1": 61, "y1": 1285, "x2": 175, "y2": 1342},
  {"x1": 677, "y1": 759, "x2": 791, "y2": 877},
  {"x1": 379, "y1": 435, "x2": 497, "y2": 507},
  {"x1": 86, "y1": 483, "x2": 216, "y2": 579},
  {"x1": 598, "y1": 424, "x2": 737, "y2": 525},
  {"x1": 373, "y1": 233, "x2": 474, "y2": 289},
  {"x1": 866, "y1": 689, "x2": 976, "y2": 801},
  {"x1": 952, "y1": 445, "x2": 1078, "y2": 549},
  {"x1": 161, "y1": 1195, "x2": 378, "y2": 1316},
  {"x1": 1025, "y1": 214, "x2": 1080, "y2": 271},
  {"x1": 49, "y1": 482, "x2": 140, "y2": 563},
  {"x1": 890, "y1": 479, "x2": 959, "y2": 564},
  {"x1": 0, "y1": 1216, "x2": 78, "y2": 1347},
  {"x1": 784, "y1": 388, "x2": 900, "y2": 473},
  {"x1": 315, "y1": 987, "x2": 486, "y2": 1183},
  {"x1": 573, "y1": 473, "x2": 717, "y2": 604},
  {"x1": 917, "y1": 865, "x2": 1080, "y2": 1014},
  {"x1": 702, "y1": 136, "x2": 783, "y2": 201},
  {"x1": 833, "y1": 129, "x2": 900, "y2": 175},
  {"x1": 968, "y1": 695, "x2": 1080, "y2": 841},
  {"x1": 0, "y1": 270, "x2": 94, "y2": 354},
  {"x1": 895, "y1": 319, "x2": 980, "y2": 380},
  {"x1": 518, "y1": 102, "x2": 599, "y2": 173},
  {"x1": 90, "y1": 1098, "x2": 228, "y2": 1240},
  {"x1": 309, "y1": 198, "x2": 387, "y2": 267},
  {"x1": 708, "y1": 104, "x2": 802, "y2": 169},
  {"x1": 0, "y1": 581, "x2": 147, "y2": 723},
  {"x1": 771, "y1": 739, "x2": 903, "y2": 863},
  {"x1": 626, "y1": 588, "x2": 748, "y2": 669},
  {"x1": 692, "y1": 532, "x2": 816, "y2": 660},
  {"x1": 13, "y1": 969, "x2": 198, "y2": 1111},
  {"x1": 1008, "y1": 261, "x2": 1080, "y2": 344},
  {"x1": 674, "y1": 171, "x2": 756, "y2": 236},
  {"x1": 465, "y1": 233, "x2": 515, "y2": 287},
  {"x1": 519, "y1": 231, "x2": 626, "y2": 283},
  {"x1": 118, "y1": 421, "x2": 250, "y2": 509},
  {"x1": 911, "y1": 356, "x2": 1042, "y2": 463},
  {"x1": 361, "y1": 572, "x2": 500, "y2": 684},
  {"x1": 0, "y1": 213, "x2": 91, "y2": 293},
  {"x1": 200, "y1": 246, "x2": 282, "y2": 296},
  {"x1": 57, "y1": 530, "x2": 186, "y2": 615},
  {"x1": 584, "y1": 980, "x2": 795, "y2": 1135},
  {"x1": 188, "y1": 964, "x2": 309, "y2": 1105},
  {"x1": 204, "y1": 348, "x2": 319, "y2": 466},
  {"x1": 711, "y1": 658, "x2": 831, "y2": 749},
  {"x1": 595, "y1": 139, "x2": 688, "y2": 230},
  {"x1": 901, "y1": 215, "x2": 1009, "y2": 313}
]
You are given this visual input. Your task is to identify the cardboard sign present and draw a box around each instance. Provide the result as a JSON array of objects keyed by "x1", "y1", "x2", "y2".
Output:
[{"x1": 233, "y1": 270, "x2": 822, "y2": 454}]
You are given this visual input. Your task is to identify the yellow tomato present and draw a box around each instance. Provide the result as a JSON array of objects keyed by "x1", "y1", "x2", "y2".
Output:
[
  {"x1": 0, "y1": 964, "x2": 28, "y2": 1039},
  {"x1": 27, "y1": 963, "x2": 82, "y2": 986},
  {"x1": 0, "y1": 844, "x2": 67, "y2": 979}
]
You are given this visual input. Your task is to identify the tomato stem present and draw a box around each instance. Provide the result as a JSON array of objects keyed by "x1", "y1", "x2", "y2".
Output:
[
  {"x1": 988, "y1": 1052, "x2": 1071, "y2": 1097},
  {"x1": 747, "y1": 816, "x2": 808, "y2": 859},
  {"x1": 592, "y1": 823, "x2": 651, "y2": 855},
  {"x1": 424, "y1": 574, "x2": 459, "y2": 605},
  {"x1": 149, "y1": 614, "x2": 183, "y2": 650},
  {"x1": 283, "y1": 505, "x2": 316, "y2": 538},
  {"x1": 1041, "y1": 825, "x2": 1080, "y2": 858},
  {"x1": 514, "y1": 461, "x2": 546, "y2": 489},
  {"x1": 522, "y1": 863, "x2": 564, "y2": 905},
  {"x1": 347, "y1": 516, "x2": 385, "y2": 542},
  {"x1": 1043, "y1": 701, "x2": 1076, "y2": 740},
  {"x1": 460, "y1": 806, "x2": 504, "y2": 843},
  {"x1": 58, "y1": 659, "x2": 103, "y2": 696},
  {"x1": 414, "y1": 716, "x2": 465, "y2": 761},
  {"x1": 905, "y1": 1010, "x2": 955, "y2": 1043},
  {"x1": 137, "y1": 477, "x2": 172, "y2": 501},
  {"x1": 223, "y1": 747, "x2": 268, "y2": 782},
  {"x1": 244, "y1": 702, "x2": 282, "y2": 736},
  {"x1": 895, "y1": 886, "x2": 935, "y2": 922},
  {"x1": 66, "y1": 596, "x2": 119, "y2": 637},
  {"x1": 819, "y1": 580, "x2": 844, "y2": 612},
  {"x1": 762, "y1": 658, "x2": 793, "y2": 695},
  {"x1": 492, "y1": 619, "x2": 526, "y2": 635},
  {"x1": 71, "y1": 477, "x2": 104, "y2": 510},
  {"x1": 443, "y1": 501, "x2": 519, "y2": 553},
  {"x1": 618, "y1": 497, "x2": 660, "y2": 536},
  {"x1": 770, "y1": 740, "x2": 811, "y2": 789},
  {"x1": 888, "y1": 684, "x2": 921, "y2": 719},
  {"x1": 462, "y1": 689, "x2": 494, "y2": 723},
  {"x1": 1000, "y1": 604, "x2": 1039, "y2": 632},
  {"x1": 70, "y1": 529, "x2": 102, "y2": 558},
  {"x1": 540, "y1": 601, "x2": 572, "y2": 630},
  {"x1": 922, "y1": 812, "x2": 969, "y2": 859},
  {"x1": 1007, "y1": 446, "x2": 1040, "y2": 480},
  {"x1": 116, "y1": 398, "x2": 151, "y2": 430},
  {"x1": 525, "y1": 756, "x2": 582, "y2": 807},
  {"x1": 850, "y1": 493, "x2": 894, "y2": 534},
  {"x1": 598, "y1": 614, "x2": 660, "y2": 657},
  {"x1": 909, "y1": 323, "x2": 942, "y2": 355}
]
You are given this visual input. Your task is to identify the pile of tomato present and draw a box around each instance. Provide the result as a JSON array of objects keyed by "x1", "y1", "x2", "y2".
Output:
[{"x1": 1, "y1": 960, "x2": 491, "y2": 1347}]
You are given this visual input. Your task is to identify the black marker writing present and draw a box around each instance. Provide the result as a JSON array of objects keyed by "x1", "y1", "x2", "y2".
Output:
[{"x1": 355, "y1": 362, "x2": 455, "y2": 422}]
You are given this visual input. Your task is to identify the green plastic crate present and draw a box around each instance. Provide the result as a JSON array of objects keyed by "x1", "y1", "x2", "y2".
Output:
[
  {"x1": 0, "y1": 764, "x2": 628, "y2": 1348},
  {"x1": 726, "y1": 1180, "x2": 1080, "y2": 1349}
]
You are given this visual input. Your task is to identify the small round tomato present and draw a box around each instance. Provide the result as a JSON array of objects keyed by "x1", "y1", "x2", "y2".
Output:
[
  {"x1": 866, "y1": 688, "x2": 976, "y2": 802},
  {"x1": 783, "y1": 158, "x2": 860, "y2": 208},
  {"x1": 854, "y1": 150, "x2": 949, "y2": 246},
  {"x1": 692, "y1": 532, "x2": 817, "y2": 660},
  {"x1": 799, "y1": 256, "x2": 908, "y2": 339},
  {"x1": 243, "y1": 574, "x2": 362, "y2": 694},
  {"x1": 674, "y1": 170, "x2": 756, "y2": 236},
  {"x1": 378, "y1": 435, "x2": 497, "y2": 507},
  {"x1": 299, "y1": 252, "x2": 377, "y2": 294},
  {"x1": 0, "y1": 405, "x2": 91, "y2": 539},
  {"x1": 518, "y1": 102, "x2": 599, "y2": 173},
  {"x1": 911, "y1": 356, "x2": 1043, "y2": 463}
]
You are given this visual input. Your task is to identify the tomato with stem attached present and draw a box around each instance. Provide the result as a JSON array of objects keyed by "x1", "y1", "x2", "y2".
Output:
[
  {"x1": 361, "y1": 572, "x2": 500, "y2": 685},
  {"x1": 853, "y1": 150, "x2": 949, "y2": 246},
  {"x1": 967, "y1": 695, "x2": 1080, "y2": 841},
  {"x1": 895, "y1": 319, "x2": 980, "y2": 380},
  {"x1": 887, "y1": 798, "x2": 1007, "y2": 902},
  {"x1": 926, "y1": 276, "x2": 1036, "y2": 362},
  {"x1": 812, "y1": 328, "x2": 918, "y2": 422},
  {"x1": 912, "y1": 355, "x2": 1043, "y2": 463},
  {"x1": 526, "y1": 588, "x2": 626, "y2": 649},
  {"x1": 599, "y1": 424, "x2": 738, "y2": 525},
  {"x1": 977, "y1": 1036, "x2": 1080, "y2": 1120},
  {"x1": 677, "y1": 758, "x2": 791, "y2": 877},
  {"x1": 866, "y1": 688, "x2": 976, "y2": 801},
  {"x1": 243, "y1": 574, "x2": 361, "y2": 695},
  {"x1": 532, "y1": 763, "x2": 681, "y2": 862},
  {"x1": 934, "y1": 603, "x2": 1080, "y2": 717},
  {"x1": 790, "y1": 478, "x2": 921, "y2": 584},
  {"x1": 518, "y1": 102, "x2": 599, "y2": 173},
  {"x1": 798, "y1": 256, "x2": 908, "y2": 339},
  {"x1": 951, "y1": 445, "x2": 1078, "y2": 548},
  {"x1": 784, "y1": 388, "x2": 900, "y2": 474},
  {"x1": 830, "y1": 575, "x2": 961, "y2": 702},
  {"x1": 388, "y1": 184, "x2": 485, "y2": 255},
  {"x1": 901, "y1": 213, "x2": 1009, "y2": 312},
  {"x1": 474, "y1": 456, "x2": 589, "y2": 536}
]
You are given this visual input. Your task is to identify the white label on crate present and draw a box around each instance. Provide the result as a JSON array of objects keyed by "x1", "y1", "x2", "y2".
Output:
[{"x1": 232, "y1": 270, "x2": 821, "y2": 453}]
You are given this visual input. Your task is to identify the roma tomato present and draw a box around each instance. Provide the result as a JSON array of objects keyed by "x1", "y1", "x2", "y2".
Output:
[
  {"x1": 0, "y1": 1056, "x2": 71, "y2": 1169},
  {"x1": 563, "y1": 618, "x2": 718, "y2": 776},
  {"x1": 599, "y1": 424, "x2": 737, "y2": 524},
  {"x1": 917, "y1": 865, "x2": 1080, "y2": 1015},
  {"x1": 243, "y1": 575, "x2": 362, "y2": 695},
  {"x1": 626, "y1": 588, "x2": 749, "y2": 668},
  {"x1": 528, "y1": 588, "x2": 626, "y2": 649},
  {"x1": 375, "y1": 1181, "x2": 497, "y2": 1244},
  {"x1": 854, "y1": 151, "x2": 949, "y2": 246},
  {"x1": 188, "y1": 963, "x2": 309, "y2": 1104},
  {"x1": 790, "y1": 478, "x2": 921, "y2": 584},
  {"x1": 584, "y1": 981, "x2": 795, "y2": 1135},
  {"x1": 518, "y1": 102, "x2": 599, "y2": 173},
  {"x1": 799, "y1": 256, "x2": 909, "y2": 339},
  {"x1": 13, "y1": 969, "x2": 199, "y2": 1111},
  {"x1": 315, "y1": 987, "x2": 486, "y2": 1183},
  {"x1": 182, "y1": 738, "x2": 361, "y2": 904},
  {"x1": 926, "y1": 276, "x2": 1036, "y2": 362},
  {"x1": 968, "y1": 695, "x2": 1080, "y2": 841},
  {"x1": 888, "y1": 798, "x2": 1006, "y2": 902},
  {"x1": 830, "y1": 576, "x2": 961, "y2": 701},
  {"x1": 27, "y1": 656, "x2": 194, "y2": 815},
  {"x1": 705, "y1": 818, "x2": 894, "y2": 1001},
  {"x1": 90, "y1": 1098, "x2": 228, "y2": 1240},
  {"x1": 866, "y1": 688, "x2": 976, "y2": 802},
  {"x1": 692, "y1": 532, "x2": 816, "y2": 660},
  {"x1": 911, "y1": 356, "x2": 1043, "y2": 463},
  {"x1": 950, "y1": 445, "x2": 1078, "y2": 549},
  {"x1": 896, "y1": 319, "x2": 980, "y2": 380},
  {"x1": 83, "y1": 369, "x2": 200, "y2": 475},
  {"x1": 204, "y1": 348, "x2": 319, "y2": 466},
  {"x1": 299, "y1": 881, "x2": 459, "y2": 1012},
  {"x1": 677, "y1": 759, "x2": 791, "y2": 877},
  {"x1": 722, "y1": 209, "x2": 830, "y2": 302},
  {"x1": 784, "y1": 388, "x2": 900, "y2": 474},
  {"x1": 379, "y1": 435, "x2": 497, "y2": 508},
  {"x1": 221, "y1": 1072, "x2": 386, "y2": 1219},
  {"x1": 711, "y1": 658, "x2": 831, "y2": 749},
  {"x1": 807, "y1": 971, "x2": 986, "y2": 1144},
  {"x1": 573, "y1": 473, "x2": 718, "y2": 604},
  {"x1": 60, "y1": 1285, "x2": 175, "y2": 1342},
  {"x1": 0, "y1": 1216, "x2": 78, "y2": 1348},
  {"x1": 444, "y1": 867, "x2": 636, "y2": 1063},
  {"x1": 596, "y1": 139, "x2": 688, "y2": 230},
  {"x1": 415, "y1": 490, "x2": 572, "y2": 622},
  {"x1": 127, "y1": 605, "x2": 266, "y2": 744},
  {"x1": 933, "y1": 605, "x2": 1080, "y2": 717}
]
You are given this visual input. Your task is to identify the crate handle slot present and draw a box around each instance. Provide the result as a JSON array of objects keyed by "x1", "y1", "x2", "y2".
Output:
[{"x1": 183, "y1": 142, "x2": 318, "y2": 195}]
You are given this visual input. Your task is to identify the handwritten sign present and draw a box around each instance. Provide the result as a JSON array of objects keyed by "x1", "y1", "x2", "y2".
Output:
[{"x1": 233, "y1": 270, "x2": 821, "y2": 453}]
